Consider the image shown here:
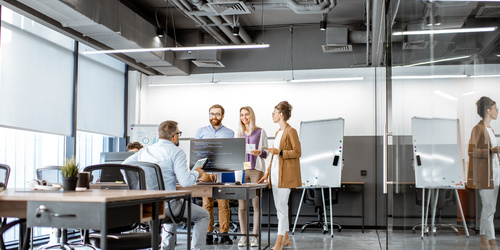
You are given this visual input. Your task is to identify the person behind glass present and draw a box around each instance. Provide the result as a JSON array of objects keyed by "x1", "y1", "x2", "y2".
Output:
[
  {"x1": 257, "y1": 101, "x2": 301, "y2": 250},
  {"x1": 195, "y1": 104, "x2": 235, "y2": 245},
  {"x1": 236, "y1": 106, "x2": 269, "y2": 247},
  {"x1": 468, "y1": 97, "x2": 500, "y2": 250},
  {"x1": 123, "y1": 121, "x2": 210, "y2": 250},
  {"x1": 126, "y1": 141, "x2": 143, "y2": 152}
]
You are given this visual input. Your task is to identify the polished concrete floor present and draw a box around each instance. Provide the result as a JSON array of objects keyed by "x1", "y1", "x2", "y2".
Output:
[{"x1": 168, "y1": 228, "x2": 490, "y2": 250}]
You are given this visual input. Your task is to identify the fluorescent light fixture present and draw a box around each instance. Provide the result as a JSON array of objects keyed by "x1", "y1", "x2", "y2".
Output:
[
  {"x1": 290, "y1": 77, "x2": 364, "y2": 83},
  {"x1": 496, "y1": 54, "x2": 500, "y2": 57},
  {"x1": 149, "y1": 82, "x2": 214, "y2": 87},
  {"x1": 402, "y1": 55, "x2": 470, "y2": 67},
  {"x1": 434, "y1": 90, "x2": 457, "y2": 101},
  {"x1": 462, "y1": 91, "x2": 475, "y2": 96},
  {"x1": 392, "y1": 75, "x2": 467, "y2": 80},
  {"x1": 471, "y1": 74, "x2": 500, "y2": 78},
  {"x1": 393, "y1": 26, "x2": 497, "y2": 36},
  {"x1": 82, "y1": 44, "x2": 270, "y2": 54}
]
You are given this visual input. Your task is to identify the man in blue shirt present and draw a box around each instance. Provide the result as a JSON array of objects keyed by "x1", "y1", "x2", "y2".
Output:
[
  {"x1": 124, "y1": 120, "x2": 209, "y2": 250},
  {"x1": 196, "y1": 104, "x2": 235, "y2": 245}
]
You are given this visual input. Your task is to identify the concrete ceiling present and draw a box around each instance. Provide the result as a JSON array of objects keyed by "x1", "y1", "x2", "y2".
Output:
[{"x1": 1, "y1": 0, "x2": 499, "y2": 76}]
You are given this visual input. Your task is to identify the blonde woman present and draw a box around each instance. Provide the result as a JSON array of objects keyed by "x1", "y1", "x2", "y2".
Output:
[
  {"x1": 236, "y1": 106, "x2": 269, "y2": 247},
  {"x1": 258, "y1": 101, "x2": 301, "y2": 250}
]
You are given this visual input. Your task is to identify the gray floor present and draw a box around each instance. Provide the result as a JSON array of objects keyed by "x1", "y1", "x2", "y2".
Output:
[{"x1": 169, "y1": 228, "x2": 488, "y2": 250}]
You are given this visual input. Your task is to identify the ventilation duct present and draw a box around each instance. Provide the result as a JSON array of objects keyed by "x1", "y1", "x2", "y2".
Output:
[
  {"x1": 207, "y1": 0, "x2": 253, "y2": 15},
  {"x1": 475, "y1": 4, "x2": 500, "y2": 18},
  {"x1": 192, "y1": 47, "x2": 225, "y2": 68},
  {"x1": 322, "y1": 27, "x2": 353, "y2": 53},
  {"x1": 16, "y1": 0, "x2": 189, "y2": 76}
]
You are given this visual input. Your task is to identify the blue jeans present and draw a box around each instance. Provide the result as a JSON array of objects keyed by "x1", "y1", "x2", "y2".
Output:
[{"x1": 162, "y1": 199, "x2": 210, "y2": 250}]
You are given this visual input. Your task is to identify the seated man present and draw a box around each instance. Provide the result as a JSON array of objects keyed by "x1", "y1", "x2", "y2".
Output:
[{"x1": 124, "y1": 120, "x2": 209, "y2": 250}]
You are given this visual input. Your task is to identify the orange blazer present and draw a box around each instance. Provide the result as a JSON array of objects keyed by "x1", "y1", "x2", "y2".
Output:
[
  {"x1": 467, "y1": 121, "x2": 495, "y2": 189},
  {"x1": 266, "y1": 124, "x2": 302, "y2": 188}
]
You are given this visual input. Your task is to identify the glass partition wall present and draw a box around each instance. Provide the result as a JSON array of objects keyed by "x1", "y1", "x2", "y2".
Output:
[{"x1": 386, "y1": 0, "x2": 500, "y2": 249}]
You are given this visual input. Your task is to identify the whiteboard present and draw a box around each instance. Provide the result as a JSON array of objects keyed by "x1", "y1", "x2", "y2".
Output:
[
  {"x1": 130, "y1": 124, "x2": 159, "y2": 146},
  {"x1": 299, "y1": 118, "x2": 344, "y2": 188},
  {"x1": 412, "y1": 117, "x2": 465, "y2": 189}
]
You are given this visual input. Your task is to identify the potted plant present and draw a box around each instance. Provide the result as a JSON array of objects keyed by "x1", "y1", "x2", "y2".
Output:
[{"x1": 61, "y1": 157, "x2": 79, "y2": 191}]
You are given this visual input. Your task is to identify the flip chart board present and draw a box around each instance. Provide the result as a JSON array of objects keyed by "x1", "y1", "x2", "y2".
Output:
[
  {"x1": 299, "y1": 118, "x2": 344, "y2": 188},
  {"x1": 412, "y1": 117, "x2": 465, "y2": 189}
]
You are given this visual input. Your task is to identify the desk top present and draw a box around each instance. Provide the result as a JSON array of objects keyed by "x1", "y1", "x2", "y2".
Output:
[{"x1": 0, "y1": 189, "x2": 191, "y2": 203}]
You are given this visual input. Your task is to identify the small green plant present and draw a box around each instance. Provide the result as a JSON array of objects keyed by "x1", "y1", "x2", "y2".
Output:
[{"x1": 61, "y1": 157, "x2": 79, "y2": 178}]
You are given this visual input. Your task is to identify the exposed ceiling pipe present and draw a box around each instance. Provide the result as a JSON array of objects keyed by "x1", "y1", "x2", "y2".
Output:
[
  {"x1": 191, "y1": 0, "x2": 244, "y2": 44},
  {"x1": 171, "y1": 0, "x2": 229, "y2": 44},
  {"x1": 263, "y1": 0, "x2": 337, "y2": 14}
]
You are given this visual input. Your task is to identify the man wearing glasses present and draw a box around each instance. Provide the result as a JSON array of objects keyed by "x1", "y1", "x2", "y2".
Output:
[
  {"x1": 195, "y1": 104, "x2": 235, "y2": 245},
  {"x1": 123, "y1": 120, "x2": 210, "y2": 250}
]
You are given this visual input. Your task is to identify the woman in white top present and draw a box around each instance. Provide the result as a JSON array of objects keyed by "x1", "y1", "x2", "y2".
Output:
[
  {"x1": 236, "y1": 106, "x2": 269, "y2": 247},
  {"x1": 467, "y1": 96, "x2": 500, "y2": 250}
]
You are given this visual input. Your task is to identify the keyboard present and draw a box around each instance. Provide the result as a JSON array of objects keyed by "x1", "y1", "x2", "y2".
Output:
[{"x1": 196, "y1": 182, "x2": 225, "y2": 185}]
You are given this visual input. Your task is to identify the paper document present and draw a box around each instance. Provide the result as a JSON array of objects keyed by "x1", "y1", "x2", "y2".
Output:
[{"x1": 246, "y1": 144, "x2": 256, "y2": 154}]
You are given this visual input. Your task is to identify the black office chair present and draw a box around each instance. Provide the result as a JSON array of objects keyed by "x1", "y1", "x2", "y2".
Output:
[
  {"x1": 412, "y1": 188, "x2": 460, "y2": 234},
  {"x1": 300, "y1": 188, "x2": 341, "y2": 234},
  {"x1": 0, "y1": 164, "x2": 31, "y2": 250},
  {"x1": 84, "y1": 163, "x2": 151, "y2": 250}
]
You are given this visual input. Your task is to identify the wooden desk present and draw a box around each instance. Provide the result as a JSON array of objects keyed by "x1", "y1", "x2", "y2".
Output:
[
  {"x1": 0, "y1": 189, "x2": 191, "y2": 250},
  {"x1": 177, "y1": 183, "x2": 269, "y2": 250}
]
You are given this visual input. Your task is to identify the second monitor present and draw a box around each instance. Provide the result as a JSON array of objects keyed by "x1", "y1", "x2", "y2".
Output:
[{"x1": 190, "y1": 138, "x2": 245, "y2": 172}]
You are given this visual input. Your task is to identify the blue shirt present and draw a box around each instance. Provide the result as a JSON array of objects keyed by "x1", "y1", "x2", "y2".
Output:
[
  {"x1": 195, "y1": 124, "x2": 235, "y2": 139},
  {"x1": 123, "y1": 139, "x2": 199, "y2": 191}
]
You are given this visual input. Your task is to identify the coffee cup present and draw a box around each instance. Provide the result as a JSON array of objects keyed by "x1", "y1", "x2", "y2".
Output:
[{"x1": 234, "y1": 170, "x2": 244, "y2": 184}]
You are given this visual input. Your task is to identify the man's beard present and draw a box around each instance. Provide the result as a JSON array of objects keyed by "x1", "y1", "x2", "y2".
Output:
[
  {"x1": 174, "y1": 138, "x2": 180, "y2": 146},
  {"x1": 210, "y1": 118, "x2": 222, "y2": 127}
]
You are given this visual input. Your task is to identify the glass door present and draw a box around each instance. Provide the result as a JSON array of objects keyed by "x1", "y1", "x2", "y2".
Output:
[{"x1": 385, "y1": 0, "x2": 500, "y2": 249}]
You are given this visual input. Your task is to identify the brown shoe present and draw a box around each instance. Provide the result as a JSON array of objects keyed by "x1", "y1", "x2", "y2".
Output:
[
  {"x1": 283, "y1": 231, "x2": 291, "y2": 247},
  {"x1": 271, "y1": 235, "x2": 284, "y2": 250}
]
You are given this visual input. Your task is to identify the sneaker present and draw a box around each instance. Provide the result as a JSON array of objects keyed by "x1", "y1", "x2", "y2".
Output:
[
  {"x1": 220, "y1": 235, "x2": 233, "y2": 244},
  {"x1": 238, "y1": 236, "x2": 247, "y2": 247},
  {"x1": 206, "y1": 235, "x2": 214, "y2": 245},
  {"x1": 250, "y1": 236, "x2": 259, "y2": 247}
]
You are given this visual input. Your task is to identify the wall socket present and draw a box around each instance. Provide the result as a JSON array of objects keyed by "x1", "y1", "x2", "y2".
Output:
[{"x1": 361, "y1": 170, "x2": 367, "y2": 176}]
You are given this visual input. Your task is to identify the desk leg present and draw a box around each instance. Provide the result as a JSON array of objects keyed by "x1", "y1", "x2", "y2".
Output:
[
  {"x1": 291, "y1": 189, "x2": 306, "y2": 235},
  {"x1": 100, "y1": 204, "x2": 107, "y2": 250},
  {"x1": 454, "y1": 189, "x2": 470, "y2": 238},
  {"x1": 187, "y1": 198, "x2": 191, "y2": 250},
  {"x1": 268, "y1": 188, "x2": 271, "y2": 249},
  {"x1": 258, "y1": 188, "x2": 262, "y2": 250},
  {"x1": 246, "y1": 189, "x2": 250, "y2": 250},
  {"x1": 362, "y1": 185, "x2": 365, "y2": 233},
  {"x1": 152, "y1": 201, "x2": 159, "y2": 250},
  {"x1": 329, "y1": 188, "x2": 333, "y2": 238}
]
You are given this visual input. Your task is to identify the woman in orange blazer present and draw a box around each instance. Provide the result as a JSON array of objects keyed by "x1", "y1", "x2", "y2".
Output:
[
  {"x1": 467, "y1": 96, "x2": 500, "y2": 250},
  {"x1": 258, "y1": 101, "x2": 301, "y2": 250}
]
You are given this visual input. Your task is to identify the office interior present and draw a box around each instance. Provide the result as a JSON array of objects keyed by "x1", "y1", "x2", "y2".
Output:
[{"x1": 0, "y1": 0, "x2": 500, "y2": 249}]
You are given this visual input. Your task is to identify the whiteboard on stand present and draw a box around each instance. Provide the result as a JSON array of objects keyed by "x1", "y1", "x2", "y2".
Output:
[
  {"x1": 412, "y1": 117, "x2": 465, "y2": 189},
  {"x1": 299, "y1": 118, "x2": 344, "y2": 188}
]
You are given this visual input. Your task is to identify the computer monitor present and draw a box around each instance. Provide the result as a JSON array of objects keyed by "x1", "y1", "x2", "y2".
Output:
[
  {"x1": 100, "y1": 151, "x2": 136, "y2": 164},
  {"x1": 190, "y1": 138, "x2": 245, "y2": 172}
]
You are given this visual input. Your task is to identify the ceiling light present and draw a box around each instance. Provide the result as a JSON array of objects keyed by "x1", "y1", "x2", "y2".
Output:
[
  {"x1": 82, "y1": 44, "x2": 271, "y2": 54},
  {"x1": 470, "y1": 74, "x2": 500, "y2": 78},
  {"x1": 320, "y1": 20, "x2": 327, "y2": 31},
  {"x1": 393, "y1": 26, "x2": 497, "y2": 36},
  {"x1": 392, "y1": 75, "x2": 467, "y2": 80},
  {"x1": 290, "y1": 77, "x2": 364, "y2": 83},
  {"x1": 402, "y1": 55, "x2": 470, "y2": 67},
  {"x1": 156, "y1": 28, "x2": 165, "y2": 38},
  {"x1": 232, "y1": 26, "x2": 240, "y2": 36},
  {"x1": 434, "y1": 15, "x2": 442, "y2": 26}
]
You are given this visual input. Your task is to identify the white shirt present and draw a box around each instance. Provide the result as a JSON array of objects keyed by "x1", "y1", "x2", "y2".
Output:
[
  {"x1": 486, "y1": 127, "x2": 500, "y2": 185},
  {"x1": 123, "y1": 139, "x2": 199, "y2": 191},
  {"x1": 271, "y1": 130, "x2": 283, "y2": 185}
]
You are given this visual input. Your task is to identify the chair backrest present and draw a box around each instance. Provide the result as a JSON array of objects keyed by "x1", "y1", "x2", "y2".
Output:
[
  {"x1": 305, "y1": 188, "x2": 339, "y2": 208},
  {"x1": 127, "y1": 161, "x2": 165, "y2": 190},
  {"x1": 0, "y1": 164, "x2": 11, "y2": 187},
  {"x1": 36, "y1": 166, "x2": 63, "y2": 184},
  {"x1": 83, "y1": 164, "x2": 146, "y2": 190}
]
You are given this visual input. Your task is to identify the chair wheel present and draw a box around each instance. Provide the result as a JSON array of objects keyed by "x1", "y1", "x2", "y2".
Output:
[
  {"x1": 300, "y1": 229, "x2": 305, "y2": 233},
  {"x1": 322, "y1": 230, "x2": 327, "y2": 234},
  {"x1": 337, "y1": 229, "x2": 341, "y2": 232}
]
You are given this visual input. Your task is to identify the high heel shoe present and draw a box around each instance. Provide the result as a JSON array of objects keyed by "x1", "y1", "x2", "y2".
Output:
[
  {"x1": 480, "y1": 235, "x2": 490, "y2": 250},
  {"x1": 283, "y1": 231, "x2": 291, "y2": 247},
  {"x1": 489, "y1": 239, "x2": 499, "y2": 250},
  {"x1": 271, "y1": 235, "x2": 284, "y2": 250}
]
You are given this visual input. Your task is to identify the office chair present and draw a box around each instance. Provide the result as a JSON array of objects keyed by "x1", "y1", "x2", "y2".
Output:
[
  {"x1": 412, "y1": 188, "x2": 461, "y2": 235},
  {"x1": 84, "y1": 163, "x2": 152, "y2": 250},
  {"x1": 300, "y1": 188, "x2": 341, "y2": 234},
  {"x1": 36, "y1": 166, "x2": 78, "y2": 250}
]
